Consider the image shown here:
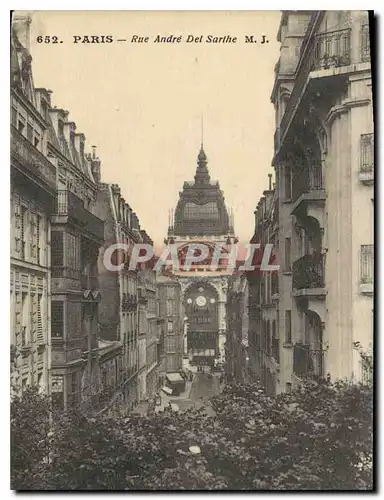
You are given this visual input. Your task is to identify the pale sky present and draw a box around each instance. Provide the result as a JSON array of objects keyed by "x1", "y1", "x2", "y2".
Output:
[{"x1": 27, "y1": 11, "x2": 281, "y2": 247}]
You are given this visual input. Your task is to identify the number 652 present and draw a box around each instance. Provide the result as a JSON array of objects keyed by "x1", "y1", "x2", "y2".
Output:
[{"x1": 36, "y1": 36, "x2": 59, "y2": 43}]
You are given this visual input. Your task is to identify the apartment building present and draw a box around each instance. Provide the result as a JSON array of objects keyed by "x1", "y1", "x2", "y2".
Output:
[
  {"x1": 157, "y1": 275, "x2": 184, "y2": 374},
  {"x1": 225, "y1": 273, "x2": 249, "y2": 383},
  {"x1": 271, "y1": 10, "x2": 373, "y2": 390},
  {"x1": 10, "y1": 17, "x2": 56, "y2": 396},
  {"x1": 96, "y1": 183, "x2": 142, "y2": 410},
  {"x1": 248, "y1": 176, "x2": 280, "y2": 394}
]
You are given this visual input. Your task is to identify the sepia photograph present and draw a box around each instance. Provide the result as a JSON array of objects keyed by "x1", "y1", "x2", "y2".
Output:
[{"x1": 9, "y1": 9, "x2": 374, "y2": 491}]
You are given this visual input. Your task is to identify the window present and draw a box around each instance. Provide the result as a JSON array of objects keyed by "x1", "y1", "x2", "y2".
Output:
[
  {"x1": 285, "y1": 310, "x2": 292, "y2": 344},
  {"x1": 36, "y1": 294, "x2": 43, "y2": 344},
  {"x1": 41, "y1": 100, "x2": 48, "y2": 120},
  {"x1": 27, "y1": 122, "x2": 33, "y2": 142},
  {"x1": 285, "y1": 165, "x2": 292, "y2": 199},
  {"x1": 20, "y1": 206, "x2": 27, "y2": 260},
  {"x1": 166, "y1": 299, "x2": 175, "y2": 317},
  {"x1": 166, "y1": 337, "x2": 178, "y2": 353},
  {"x1": 66, "y1": 233, "x2": 79, "y2": 270},
  {"x1": 21, "y1": 292, "x2": 28, "y2": 346},
  {"x1": 58, "y1": 120, "x2": 64, "y2": 138},
  {"x1": 167, "y1": 320, "x2": 174, "y2": 334},
  {"x1": 18, "y1": 117, "x2": 25, "y2": 134},
  {"x1": 360, "y1": 244, "x2": 374, "y2": 284},
  {"x1": 285, "y1": 237, "x2": 291, "y2": 272},
  {"x1": 34, "y1": 133, "x2": 40, "y2": 150},
  {"x1": 360, "y1": 134, "x2": 374, "y2": 172},
  {"x1": 51, "y1": 301, "x2": 64, "y2": 338},
  {"x1": 51, "y1": 231, "x2": 64, "y2": 267},
  {"x1": 36, "y1": 215, "x2": 41, "y2": 265},
  {"x1": 11, "y1": 106, "x2": 17, "y2": 127}
]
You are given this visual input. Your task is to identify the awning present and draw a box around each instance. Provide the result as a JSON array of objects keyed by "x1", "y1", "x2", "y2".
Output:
[
  {"x1": 166, "y1": 373, "x2": 184, "y2": 383},
  {"x1": 162, "y1": 386, "x2": 173, "y2": 395}
]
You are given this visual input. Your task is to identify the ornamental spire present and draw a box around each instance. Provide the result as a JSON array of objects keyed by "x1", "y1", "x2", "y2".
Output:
[{"x1": 195, "y1": 143, "x2": 210, "y2": 185}]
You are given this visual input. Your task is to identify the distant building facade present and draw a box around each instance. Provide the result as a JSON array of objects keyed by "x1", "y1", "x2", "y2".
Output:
[
  {"x1": 247, "y1": 177, "x2": 280, "y2": 394},
  {"x1": 165, "y1": 145, "x2": 237, "y2": 368},
  {"x1": 156, "y1": 275, "x2": 184, "y2": 374},
  {"x1": 96, "y1": 183, "x2": 142, "y2": 410},
  {"x1": 225, "y1": 273, "x2": 249, "y2": 382}
]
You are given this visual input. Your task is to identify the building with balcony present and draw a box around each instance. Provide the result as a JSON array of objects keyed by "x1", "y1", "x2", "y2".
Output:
[
  {"x1": 165, "y1": 144, "x2": 237, "y2": 367},
  {"x1": 47, "y1": 116, "x2": 105, "y2": 410},
  {"x1": 246, "y1": 175, "x2": 280, "y2": 394},
  {"x1": 95, "y1": 183, "x2": 143, "y2": 411},
  {"x1": 10, "y1": 17, "x2": 56, "y2": 396},
  {"x1": 139, "y1": 232, "x2": 161, "y2": 401},
  {"x1": 271, "y1": 10, "x2": 374, "y2": 390}
]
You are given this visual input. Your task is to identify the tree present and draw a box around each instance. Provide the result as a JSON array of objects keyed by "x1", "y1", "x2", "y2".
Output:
[{"x1": 11, "y1": 379, "x2": 373, "y2": 491}]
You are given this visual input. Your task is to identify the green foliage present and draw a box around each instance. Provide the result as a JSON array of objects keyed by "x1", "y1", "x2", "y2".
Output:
[{"x1": 11, "y1": 379, "x2": 373, "y2": 491}]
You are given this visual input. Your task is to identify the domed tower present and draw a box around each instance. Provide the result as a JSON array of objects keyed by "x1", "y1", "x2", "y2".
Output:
[
  {"x1": 165, "y1": 144, "x2": 238, "y2": 368},
  {"x1": 171, "y1": 144, "x2": 233, "y2": 237}
]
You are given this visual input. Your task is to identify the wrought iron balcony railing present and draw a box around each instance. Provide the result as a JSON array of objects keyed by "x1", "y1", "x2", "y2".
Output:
[
  {"x1": 293, "y1": 343, "x2": 324, "y2": 379},
  {"x1": 278, "y1": 24, "x2": 353, "y2": 154},
  {"x1": 54, "y1": 190, "x2": 104, "y2": 242},
  {"x1": 360, "y1": 245, "x2": 374, "y2": 285},
  {"x1": 292, "y1": 254, "x2": 325, "y2": 290},
  {"x1": 313, "y1": 28, "x2": 351, "y2": 70},
  {"x1": 360, "y1": 133, "x2": 374, "y2": 182},
  {"x1": 292, "y1": 164, "x2": 324, "y2": 203}
]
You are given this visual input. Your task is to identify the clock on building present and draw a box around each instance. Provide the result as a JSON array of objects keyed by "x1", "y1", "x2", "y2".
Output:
[{"x1": 196, "y1": 295, "x2": 207, "y2": 307}]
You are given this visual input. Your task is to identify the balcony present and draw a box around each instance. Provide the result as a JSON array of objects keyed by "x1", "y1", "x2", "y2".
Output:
[
  {"x1": 293, "y1": 343, "x2": 324, "y2": 379},
  {"x1": 313, "y1": 29, "x2": 351, "y2": 71},
  {"x1": 359, "y1": 134, "x2": 374, "y2": 184},
  {"x1": 11, "y1": 125, "x2": 56, "y2": 193},
  {"x1": 360, "y1": 245, "x2": 374, "y2": 295},
  {"x1": 292, "y1": 254, "x2": 325, "y2": 296},
  {"x1": 291, "y1": 165, "x2": 325, "y2": 215},
  {"x1": 277, "y1": 23, "x2": 353, "y2": 157},
  {"x1": 53, "y1": 190, "x2": 104, "y2": 242},
  {"x1": 122, "y1": 293, "x2": 138, "y2": 312}
]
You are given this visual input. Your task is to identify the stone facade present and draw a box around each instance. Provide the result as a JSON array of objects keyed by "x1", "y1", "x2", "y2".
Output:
[
  {"x1": 257, "y1": 10, "x2": 374, "y2": 393},
  {"x1": 166, "y1": 145, "x2": 238, "y2": 367},
  {"x1": 10, "y1": 17, "x2": 56, "y2": 396}
]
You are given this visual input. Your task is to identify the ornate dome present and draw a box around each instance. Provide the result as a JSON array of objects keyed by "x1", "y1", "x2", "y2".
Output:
[{"x1": 172, "y1": 145, "x2": 232, "y2": 236}]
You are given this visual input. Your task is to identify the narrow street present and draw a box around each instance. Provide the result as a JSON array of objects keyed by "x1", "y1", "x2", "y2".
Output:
[{"x1": 167, "y1": 373, "x2": 221, "y2": 415}]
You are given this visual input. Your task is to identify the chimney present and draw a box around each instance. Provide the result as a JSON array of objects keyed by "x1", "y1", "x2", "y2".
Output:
[
  {"x1": 268, "y1": 173, "x2": 272, "y2": 191},
  {"x1": 12, "y1": 14, "x2": 32, "y2": 51}
]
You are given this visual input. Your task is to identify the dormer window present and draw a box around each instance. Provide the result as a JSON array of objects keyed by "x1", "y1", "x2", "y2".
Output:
[
  {"x1": 41, "y1": 100, "x2": 48, "y2": 120},
  {"x1": 80, "y1": 141, "x2": 84, "y2": 156},
  {"x1": 58, "y1": 120, "x2": 64, "y2": 138},
  {"x1": 70, "y1": 131, "x2": 75, "y2": 147}
]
